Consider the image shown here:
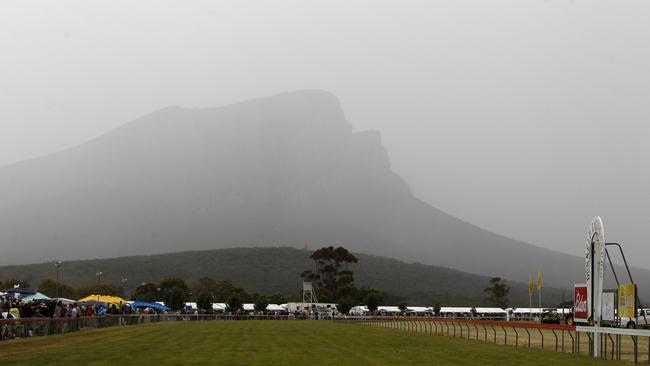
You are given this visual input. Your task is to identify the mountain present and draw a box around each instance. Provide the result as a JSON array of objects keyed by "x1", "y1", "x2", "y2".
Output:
[
  {"x1": 0, "y1": 90, "x2": 645, "y2": 293},
  {"x1": 0, "y1": 247, "x2": 564, "y2": 306}
]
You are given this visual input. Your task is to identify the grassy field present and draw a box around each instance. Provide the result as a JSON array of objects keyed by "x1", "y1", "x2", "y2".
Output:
[
  {"x1": 379, "y1": 320, "x2": 646, "y2": 361},
  {"x1": 0, "y1": 321, "x2": 624, "y2": 366}
]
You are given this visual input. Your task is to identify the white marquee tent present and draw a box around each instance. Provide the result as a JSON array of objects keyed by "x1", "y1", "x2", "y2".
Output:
[{"x1": 266, "y1": 304, "x2": 285, "y2": 312}]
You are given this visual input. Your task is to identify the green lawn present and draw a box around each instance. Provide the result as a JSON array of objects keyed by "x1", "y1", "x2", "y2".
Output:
[{"x1": 0, "y1": 321, "x2": 622, "y2": 366}]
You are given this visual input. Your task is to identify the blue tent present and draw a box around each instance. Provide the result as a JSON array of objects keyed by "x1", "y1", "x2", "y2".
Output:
[{"x1": 131, "y1": 301, "x2": 170, "y2": 311}]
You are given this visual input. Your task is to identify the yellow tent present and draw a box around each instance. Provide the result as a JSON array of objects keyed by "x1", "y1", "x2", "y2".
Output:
[{"x1": 78, "y1": 295, "x2": 129, "y2": 304}]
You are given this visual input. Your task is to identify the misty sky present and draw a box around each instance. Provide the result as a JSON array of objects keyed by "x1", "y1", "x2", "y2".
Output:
[{"x1": 1, "y1": 1, "x2": 649, "y2": 264}]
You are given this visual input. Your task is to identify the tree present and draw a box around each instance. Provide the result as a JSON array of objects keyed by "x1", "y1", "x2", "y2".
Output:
[
  {"x1": 336, "y1": 283, "x2": 358, "y2": 302},
  {"x1": 484, "y1": 277, "x2": 510, "y2": 309},
  {"x1": 337, "y1": 297, "x2": 356, "y2": 315},
  {"x1": 196, "y1": 291, "x2": 213, "y2": 313},
  {"x1": 77, "y1": 284, "x2": 120, "y2": 298},
  {"x1": 159, "y1": 278, "x2": 190, "y2": 311},
  {"x1": 302, "y1": 246, "x2": 358, "y2": 302},
  {"x1": 164, "y1": 288, "x2": 187, "y2": 311},
  {"x1": 358, "y1": 286, "x2": 383, "y2": 308},
  {"x1": 398, "y1": 301, "x2": 408, "y2": 314},
  {"x1": 38, "y1": 279, "x2": 77, "y2": 299},
  {"x1": 253, "y1": 295, "x2": 269, "y2": 314},
  {"x1": 212, "y1": 279, "x2": 250, "y2": 302},
  {"x1": 226, "y1": 293, "x2": 243, "y2": 314},
  {"x1": 132, "y1": 282, "x2": 159, "y2": 302},
  {"x1": 191, "y1": 277, "x2": 219, "y2": 301},
  {"x1": 366, "y1": 293, "x2": 380, "y2": 313},
  {"x1": 267, "y1": 293, "x2": 286, "y2": 305},
  {"x1": 37, "y1": 279, "x2": 58, "y2": 298},
  {"x1": 470, "y1": 307, "x2": 478, "y2": 318},
  {"x1": 2, "y1": 279, "x2": 31, "y2": 289},
  {"x1": 433, "y1": 303, "x2": 441, "y2": 317}
]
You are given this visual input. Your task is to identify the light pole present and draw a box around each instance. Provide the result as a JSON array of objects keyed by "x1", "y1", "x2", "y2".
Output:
[
  {"x1": 121, "y1": 275, "x2": 128, "y2": 299},
  {"x1": 54, "y1": 261, "x2": 62, "y2": 301},
  {"x1": 96, "y1": 271, "x2": 103, "y2": 303}
]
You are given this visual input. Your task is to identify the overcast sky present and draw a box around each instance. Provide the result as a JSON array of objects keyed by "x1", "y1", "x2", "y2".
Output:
[{"x1": 1, "y1": 1, "x2": 649, "y2": 264}]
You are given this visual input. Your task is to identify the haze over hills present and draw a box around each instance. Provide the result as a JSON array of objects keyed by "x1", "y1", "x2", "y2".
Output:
[
  {"x1": 0, "y1": 90, "x2": 646, "y2": 293},
  {"x1": 0, "y1": 247, "x2": 564, "y2": 306}
]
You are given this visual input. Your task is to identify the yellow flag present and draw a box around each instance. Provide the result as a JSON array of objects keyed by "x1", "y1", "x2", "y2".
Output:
[
  {"x1": 537, "y1": 271, "x2": 542, "y2": 290},
  {"x1": 528, "y1": 273, "x2": 533, "y2": 295}
]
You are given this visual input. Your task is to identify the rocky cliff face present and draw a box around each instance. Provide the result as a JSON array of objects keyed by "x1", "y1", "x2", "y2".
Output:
[{"x1": 0, "y1": 90, "x2": 641, "y2": 292}]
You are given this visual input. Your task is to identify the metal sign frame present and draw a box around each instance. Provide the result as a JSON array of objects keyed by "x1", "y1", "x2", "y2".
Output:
[
  {"x1": 585, "y1": 216, "x2": 606, "y2": 356},
  {"x1": 586, "y1": 217, "x2": 605, "y2": 324}
]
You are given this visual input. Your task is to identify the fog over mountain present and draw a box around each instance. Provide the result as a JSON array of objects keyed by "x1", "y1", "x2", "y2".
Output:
[
  {"x1": 1, "y1": 90, "x2": 647, "y2": 292},
  {"x1": 2, "y1": 1, "x2": 649, "y2": 268}
]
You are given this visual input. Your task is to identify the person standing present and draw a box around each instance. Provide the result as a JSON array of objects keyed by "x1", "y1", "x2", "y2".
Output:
[
  {"x1": 53, "y1": 301, "x2": 63, "y2": 318},
  {"x1": 9, "y1": 302, "x2": 21, "y2": 319},
  {"x1": 70, "y1": 304, "x2": 79, "y2": 318}
]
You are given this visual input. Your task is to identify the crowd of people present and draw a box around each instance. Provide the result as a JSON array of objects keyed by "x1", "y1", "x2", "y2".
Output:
[{"x1": 1, "y1": 298, "x2": 141, "y2": 320}]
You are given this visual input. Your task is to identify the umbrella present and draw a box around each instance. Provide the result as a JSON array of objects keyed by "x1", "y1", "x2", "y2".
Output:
[
  {"x1": 4, "y1": 286, "x2": 37, "y2": 295},
  {"x1": 82, "y1": 299, "x2": 105, "y2": 305},
  {"x1": 131, "y1": 301, "x2": 170, "y2": 311},
  {"x1": 20, "y1": 292, "x2": 53, "y2": 302},
  {"x1": 78, "y1": 295, "x2": 129, "y2": 304},
  {"x1": 57, "y1": 298, "x2": 77, "y2": 305}
]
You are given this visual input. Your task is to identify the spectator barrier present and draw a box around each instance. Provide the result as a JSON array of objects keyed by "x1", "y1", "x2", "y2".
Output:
[
  {"x1": 0, "y1": 314, "x2": 301, "y2": 341},
  {"x1": 339, "y1": 316, "x2": 650, "y2": 364}
]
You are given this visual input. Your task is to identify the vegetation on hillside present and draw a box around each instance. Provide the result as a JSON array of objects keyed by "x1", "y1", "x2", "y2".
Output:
[
  {"x1": 0, "y1": 247, "x2": 567, "y2": 306},
  {"x1": 484, "y1": 277, "x2": 511, "y2": 308}
]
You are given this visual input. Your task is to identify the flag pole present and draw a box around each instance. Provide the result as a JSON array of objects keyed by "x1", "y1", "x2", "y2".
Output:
[
  {"x1": 537, "y1": 270, "x2": 542, "y2": 323},
  {"x1": 528, "y1": 273, "x2": 533, "y2": 321},
  {"x1": 538, "y1": 287, "x2": 542, "y2": 323}
]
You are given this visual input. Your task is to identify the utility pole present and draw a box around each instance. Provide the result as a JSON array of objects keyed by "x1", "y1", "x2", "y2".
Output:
[
  {"x1": 121, "y1": 275, "x2": 128, "y2": 298},
  {"x1": 55, "y1": 261, "x2": 62, "y2": 301},
  {"x1": 96, "y1": 271, "x2": 103, "y2": 303}
]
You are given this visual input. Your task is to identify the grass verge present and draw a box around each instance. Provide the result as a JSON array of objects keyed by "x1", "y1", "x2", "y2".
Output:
[{"x1": 0, "y1": 321, "x2": 624, "y2": 366}]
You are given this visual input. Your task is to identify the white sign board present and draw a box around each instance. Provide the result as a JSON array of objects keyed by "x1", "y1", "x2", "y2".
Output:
[{"x1": 602, "y1": 292, "x2": 615, "y2": 322}]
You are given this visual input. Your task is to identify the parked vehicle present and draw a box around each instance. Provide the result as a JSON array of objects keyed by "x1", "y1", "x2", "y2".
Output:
[
  {"x1": 620, "y1": 309, "x2": 650, "y2": 329},
  {"x1": 541, "y1": 310, "x2": 561, "y2": 324}
]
